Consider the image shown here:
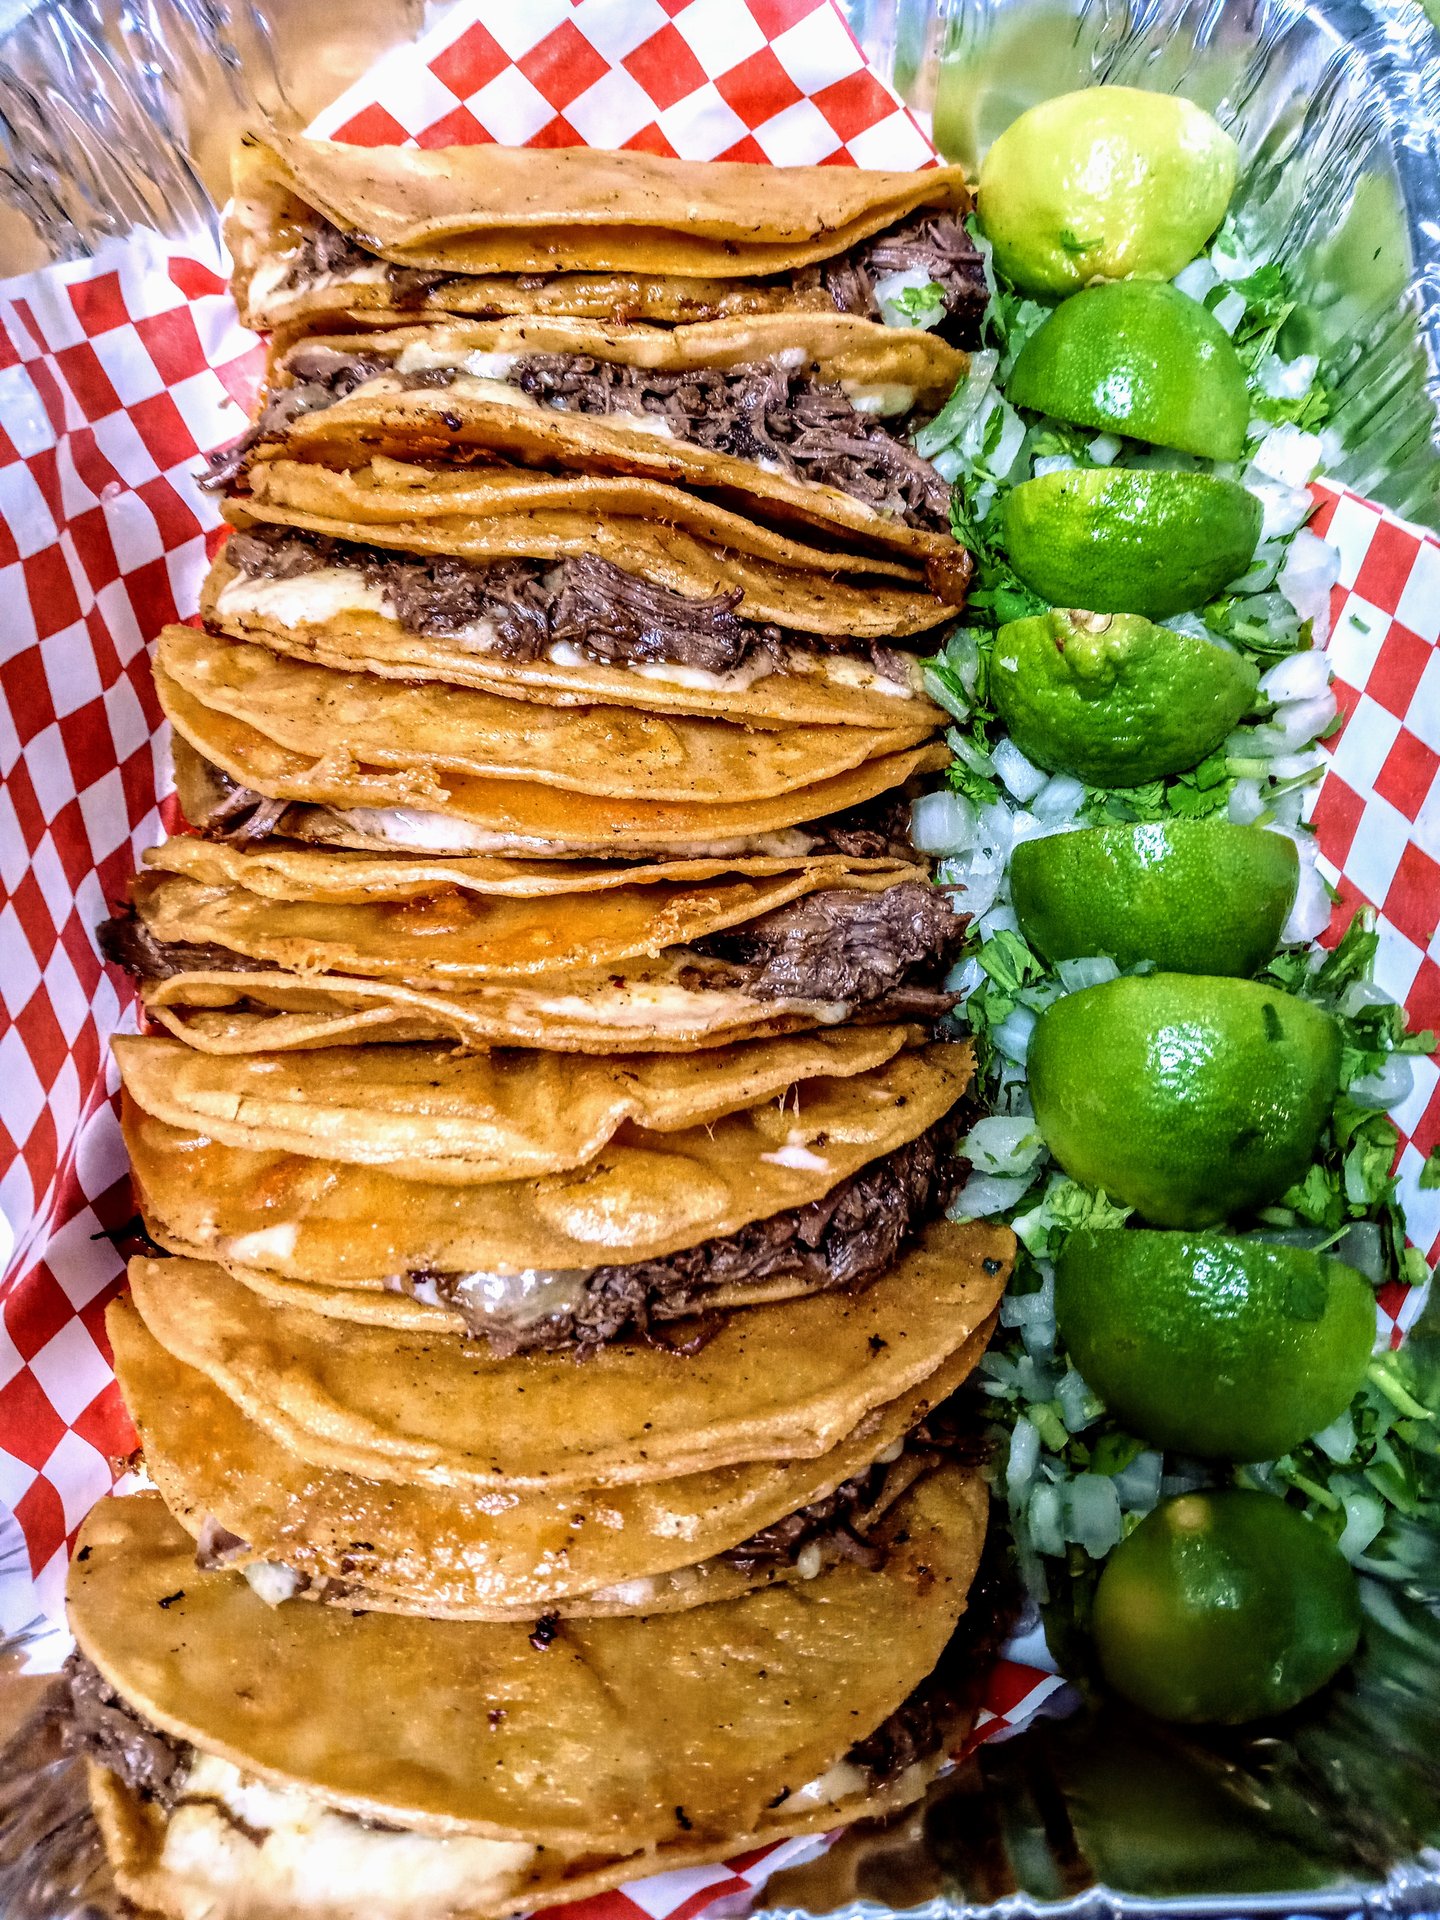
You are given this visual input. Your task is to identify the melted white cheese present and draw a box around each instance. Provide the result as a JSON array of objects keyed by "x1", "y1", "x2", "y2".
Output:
[
  {"x1": 215, "y1": 570, "x2": 392, "y2": 625},
  {"x1": 321, "y1": 807, "x2": 822, "y2": 862},
  {"x1": 162, "y1": 1754, "x2": 539, "y2": 1918},
  {"x1": 842, "y1": 382, "x2": 919, "y2": 417},
  {"x1": 226, "y1": 1224, "x2": 299, "y2": 1266}
]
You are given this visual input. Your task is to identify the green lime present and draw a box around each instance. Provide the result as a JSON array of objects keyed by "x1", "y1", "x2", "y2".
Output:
[
  {"x1": 1027, "y1": 974, "x2": 1341, "y2": 1227},
  {"x1": 1007, "y1": 281, "x2": 1250, "y2": 460},
  {"x1": 978, "y1": 87, "x2": 1238, "y2": 297},
  {"x1": 1010, "y1": 821, "x2": 1298, "y2": 973},
  {"x1": 990, "y1": 611, "x2": 1258, "y2": 785},
  {"x1": 1001, "y1": 469, "x2": 1262, "y2": 618},
  {"x1": 1092, "y1": 1491, "x2": 1362, "y2": 1723},
  {"x1": 1056, "y1": 1229, "x2": 1376, "y2": 1460}
]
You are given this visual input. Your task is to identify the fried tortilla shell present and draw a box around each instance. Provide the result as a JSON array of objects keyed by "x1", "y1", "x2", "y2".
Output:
[
  {"x1": 201, "y1": 547, "x2": 945, "y2": 732},
  {"x1": 125, "y1": 1226, "x2": 1008, "y2": 1491},
  {"x1": 237, "y1": 458, "x2": 971, "y2": 603},
  {"x1": 111, "y1": 1296, "x2": 993, "y2": 1619},
  {"x1": 112, "y1": 1025, "x2": 916, "y2": 1185},
  {"x1": 125, "y1": 859, "x2": 922, "y2": 988},
  {"x1": 229, "y1": 132, "x2": 971, "y2": 326},
  {"x1": 124, "y1": 1042, "x2": 971, "y2": 1288},
  {"x1": 157, "y1": 627, "x2": 933, "y2": 805},
  {"x1": 160, "y1": 666, "x2": 949, "y2": 857},
  {"x1": 137, "y1": 972, "x2": 854, "y2": 1056},
  {"x1": 142, "y1": 835, "x2": 920, "y2": 901},
  {"x1": 90, "y1": 1756, "x2": 939, "y2": 1920},
  {"x1": 243, "y1": 316, "x2": 962, "y2": 565}
]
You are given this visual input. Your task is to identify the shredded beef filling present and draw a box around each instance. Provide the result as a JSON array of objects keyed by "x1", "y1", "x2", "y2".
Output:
[
  {"x1": 723, "y1": 1453, "x2": 908, "y2": 1576},
  {"x1": 845, "y1": 1669, "x2": 954, "y2": 1788},
  {"x1": 65, "y1": 1652, "x2": 188, "y2": 1810},
  {"x1": 219, "y1": 525, "x2": 921, "y2": 686},
  {"x1": 690, "y1": 878, "x2": 963, "y2": 1004},
  {"x1": 406, "y1": 1114, "x2": 962, "y2": 1355},
  {"x1": 507, "y1": 354, "x2": 949, "y2": 529},
  {"x1": 273, "y1": 208, "x2": 986, "y2": 343},
  {"x1": 97, "y1": 910, "x2": 278, "y2": 982},
  {"x1": 214, "y1": 346, "x2": 950, "y2": 531}
]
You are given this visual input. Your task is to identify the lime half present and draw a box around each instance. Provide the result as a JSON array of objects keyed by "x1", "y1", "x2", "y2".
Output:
[
  {"x1": 1027, "y1": 973, "x2": 1342, "y2": 1226},
  {"x1": 1010, "y1": 821, "x2": 1298, "y2": 973},
  {"x1": 1056, "y1": 1228, "x2": 1376, "y2": 1460},
  {"x1": 1093, "y1": 1491, "x2": 1363, "y2": 1723},
  {"x1": 977, "y1": 87, "x2": 1239, "y2": 297},
  {"x1": 989, "y1": 611, "x2": 1258, "y2": 786},
  {"x1": 1001, "y1": 469, "x2": 1262, "y2": 619},
  {"x1": 1007, "y1": 281, "x2": 1250, "y2": 460}
]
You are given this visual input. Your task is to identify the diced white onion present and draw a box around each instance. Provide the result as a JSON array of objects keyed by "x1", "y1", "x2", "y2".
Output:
[
  {"x1": 942, "y1": 954, "x2": 985, "y2": 1000},
  {"x1": 951, "y1": 1169, "x2": 1035, "y2": 1218},
  {"x1": 1228, "y1": 777, "x2": 1265, "y2": 824},
  {"x1": 1267, "y1": 746, "x2": 1327, "y2": 783},
  {"x1": 1056, "y1": 1369, "x2": 1099, "y2": 1434},
  {"x1": 1257, "y1": 352, "x2": 1320, "y2": 402},
  {"x1": 1065, "y1": 1474, "x2": 1123, "y2": 1557},
  {"x1": 1310, "y1": 1410, "x2": 1356, "y2": 1462},
  {"x1": 1055, "y1": 956, "x2": 1120, "y2": 993},
  {"x1": 1032, "y1": 772, "x2": 1087, "y2": 827},
  {"x1": 1281, "y1": 859, "x2": 1332, "y2": 943},
  {"x1": 1028, "y1": 1482, "x2": 1066, "y2": 1557},
  {"x1": 1258, "y1": 646, "x2": 1332, "y2": 704},
  {"x1": 1173, "y1": 257, "x2": 1221, "y2": 301},
  {"x1": 913, "y1": 350, "x2": 997, "y2": 459},
  {"x1": 1007, "y1": 1417, "x2": 1041, "y2": 1500},
  {"x1": 1161, "y1": 610, "x2": 1213, "y2": 643},
  {"x1": 989, "y1": 399, "x2": 1029, "y2": 479},
  {"x1": 993, "y1": 737, "x2": 1049, "y2": 803},
  {"x1": 1212, "y1": 288, "x2": 1247, "y2": 334},
  {"x1": 962, "y1": 1115, "x2": 1046, "y2": 1178},
  {"x1": 992, "y1": 1005, "x2": 1038, "y2": 1063},
  {"x1": 1273, "y1": 688, "x2": 1339, "y2": 748},
  {"x1": 1337, "y1": 1488, "x2": 1387, "y2": 1562},
  {"x1": 1086, "y1": 433, "x2": 1122, "y2": 466},
  {"x1": 1339, "y1": 977, "x2": 1397, "y2": 1016},
  {"x1": 1246, "y1": 476, "x2": 1316, "y2": 541},
  {"x1": 1278, "y1": 529, "x2": 1342, "y2": 643},
  {"x1": 1349, "y1": 1053, "x2": 1415, "y2": 1111},
  {"x1": 910, "y1": 789, "x2": 977, "y2": 855},
  {"x1": 1032, "y1": 453, "x2": 1078, "y2": 477},
  {"x1": 1249, "y1": 423, "x2": 1324, "y2": 490},
  {"x1": 874, "y1": 267, "x2": 944, "y2": 331},
  {"x1": 977, "y1": 903, "x2": 1020, "y2": 941},
  {"x1": 1111, "y1": 1450, "x2": 1165, "y2": 1511}
]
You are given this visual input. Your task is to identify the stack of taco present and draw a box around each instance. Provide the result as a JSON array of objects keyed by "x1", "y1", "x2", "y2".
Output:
[{"x1": 77, "y1": 135, "x2": 1012, "y2": 1920}]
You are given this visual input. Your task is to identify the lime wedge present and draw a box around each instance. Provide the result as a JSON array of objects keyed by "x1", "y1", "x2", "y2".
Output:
[
  {"x1": 1007, "y1": 281, "x2": 1250, "y2": 460},
  {"x1": 1010, "y1": 821, "x2": 1298, "y2": 973},
  {"x1": 1001, "y1": 469, "x2": 1262, "y2": 619},
  {"x1": 990, "y1": 610, "x2": 1258, "y2": 786},
  {"x1": 1027, "y1": 973, "x2": 1341, "y2": 1226},
  {"x1": 1056, "y1": 1228, "x2": 1376, "y2": 1460},
  {"x1": 977, "y1": 87, "x2": 1239, "y2": 297}
]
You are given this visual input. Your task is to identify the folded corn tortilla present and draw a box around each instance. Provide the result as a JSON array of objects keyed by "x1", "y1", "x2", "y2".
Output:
[
  {"x1": 124, "y1": 1225, "x2": 1007, "y2": 1490},
  {"x1": 229, "y1": 132, "x2": 977, "y2": 335},
  {"x1": 75, "y1": 1466, "x2": 984, "y2": 1918},
  {"x1": 111, "y1": 1025, "x2": 917, "y2": 1186},
  {"x1": 122, "y1": 1040, "x2": 970, "y2": 1296},
  {"x1": 111, "y1": 1295, "x2": 994, "y2": 1620},
  {"x1": 226, "y1": 315, "x2": 964, "y2": 563}
]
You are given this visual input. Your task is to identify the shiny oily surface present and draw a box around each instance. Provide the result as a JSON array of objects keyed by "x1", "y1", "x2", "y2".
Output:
[
  {"x1": 123, "y1": 1225, "x2": 1012, "y2": 1489},
  {"x1": 112, "y1": 1025, "x2": 918, "y2": 1184},
  {"x1": 68, "y1": 1474, "x2": 985, "y2": 1849},
  {"x1": 111, "y1": 1297, "x2": 992, "y2": 1616},
  {"x1": 124, "y1": 1043, "x2": 971, "y2": 1281}
]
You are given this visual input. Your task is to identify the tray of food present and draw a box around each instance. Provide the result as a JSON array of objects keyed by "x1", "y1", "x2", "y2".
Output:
[{"x1": 0, "y1": 1, "x2": 1436, "y2": 1917}]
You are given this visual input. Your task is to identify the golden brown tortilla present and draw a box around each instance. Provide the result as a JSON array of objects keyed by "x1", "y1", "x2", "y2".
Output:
[
  {"x1": 202, "y1": 547, "x2": 947, "y2": 732},
  {"x1": 124, "y1": 1224, "x2": 1009, "y2": 1490},
  {"x1": 229, "y1": 132, "x2": 970, "y2": 329},
  {"x1": 71, "y1": 1468, "x2": 985, "y2": 1846},
  {"x1": 111, "y1": 1295, "x2": 993, "y2": 1620},
  {"x1": 237, "y1": 458, "x2": 967, "y2": 601},
  {"x1": 123, "y1": 1042, "x2": 972, "y2": 1288},
  {"x1": 112, "y1": 1025, "x2": 917, "y2": 1185},
  {"x1": 157, "y1": 627, "x2": 934, "y2": 805}
]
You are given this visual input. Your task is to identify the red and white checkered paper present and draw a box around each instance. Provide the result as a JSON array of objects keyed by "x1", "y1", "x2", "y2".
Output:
[{"x1": 0, "y1": 2, "x2": 1435, "y2": 1910}]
